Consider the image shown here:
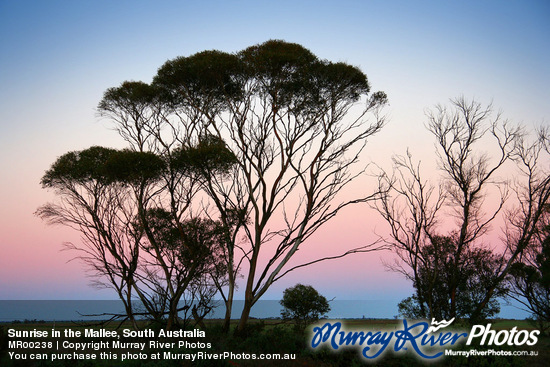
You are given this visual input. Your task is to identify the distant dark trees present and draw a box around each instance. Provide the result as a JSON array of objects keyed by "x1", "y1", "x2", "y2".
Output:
[
  {"x1": 280, "y1": 284, "x2": 330, "y2": 333},
  {"x1": 374, "y1": 97, "x2": 550, "y2": 323},
  {"x1": 38, "y1": 40, "x2": 388, "y2": 331}
]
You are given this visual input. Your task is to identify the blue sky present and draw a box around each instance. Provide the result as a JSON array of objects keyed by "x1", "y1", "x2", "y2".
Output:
[{"x1": 0, "y1": 0, "x2": 548, "y2": 318}]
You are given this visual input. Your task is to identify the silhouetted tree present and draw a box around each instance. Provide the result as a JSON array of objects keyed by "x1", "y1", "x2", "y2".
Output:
[
  {"x1": 397, "y1": 235, "x2": 503, "y2": 320},
  {"x1": 37, "y1": 140, "x2": 233, "y2": 329},
  {"x1": 107, "y1": 40, "x2": 388, "y2": 333},
  {"x1": 506, "y1": 152, "x2": 550, "y2": 333},
  {"x1": 37, "y1": 147, "x2": 164, "y2": 329},
  {"x1": 508, "y1": 232, "x2": 550, "y2": 333},
  {"x1": 375, "y1": 97, "x2": 550, "y2": 323},
  {"x1": 280, "y1": 284, "x2": 330, "y2": 333}
]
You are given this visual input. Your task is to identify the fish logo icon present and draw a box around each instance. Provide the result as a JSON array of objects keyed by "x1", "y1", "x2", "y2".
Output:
[{"x1": 427, "y1": 318, "x2": 455, "y2": 333}]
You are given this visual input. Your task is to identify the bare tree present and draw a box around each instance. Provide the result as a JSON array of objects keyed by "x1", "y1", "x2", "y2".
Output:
[
  {"x1": 373, "y1": 151, "x2": 446, "y2": 319},
  {"x1": 496, "y1": 127, "x2": 550, "y2": 325},
  {"x1": 427, "y1": 97, "x2": 519, "y2": 320},
  {"x1": 374, "y1": 97, "x2": 548, "y2": 322}
]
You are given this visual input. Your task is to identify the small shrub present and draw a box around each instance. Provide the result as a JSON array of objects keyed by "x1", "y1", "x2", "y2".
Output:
[{"x1": 280, "y1": 284, "x2": 330, "y2": 333}]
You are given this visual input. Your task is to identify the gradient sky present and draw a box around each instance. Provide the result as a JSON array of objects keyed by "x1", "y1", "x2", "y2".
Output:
[{"x1": 1, "y1": 1, "x2": 549, "y2": 318}]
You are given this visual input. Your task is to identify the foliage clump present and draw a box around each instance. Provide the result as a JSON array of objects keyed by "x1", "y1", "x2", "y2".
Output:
[{"x1": 280, "y1": 284, "x2": 330, "y2": 333}]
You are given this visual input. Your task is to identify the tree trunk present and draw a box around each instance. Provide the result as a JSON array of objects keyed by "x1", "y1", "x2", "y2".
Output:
[
  {"x1": 236, "y1": 249, "x2": 259, "y2": 334},
  {"x1": 192, "y1": 306, "x2": 207, "y2": 330},
  {"x1": 166, "y1": 299, "x2": 179, "y2": 331},
  {"x1": 222, "y1": 281, "x2": 234, "y2": 333},
  {"x1": 236, "y1": 298, "x2": 254, "y2": 335}
]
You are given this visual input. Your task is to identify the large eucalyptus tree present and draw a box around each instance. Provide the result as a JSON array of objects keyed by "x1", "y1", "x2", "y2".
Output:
[{"x1": 40, "y1": 40, "x2": 388, "y2": 332}]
